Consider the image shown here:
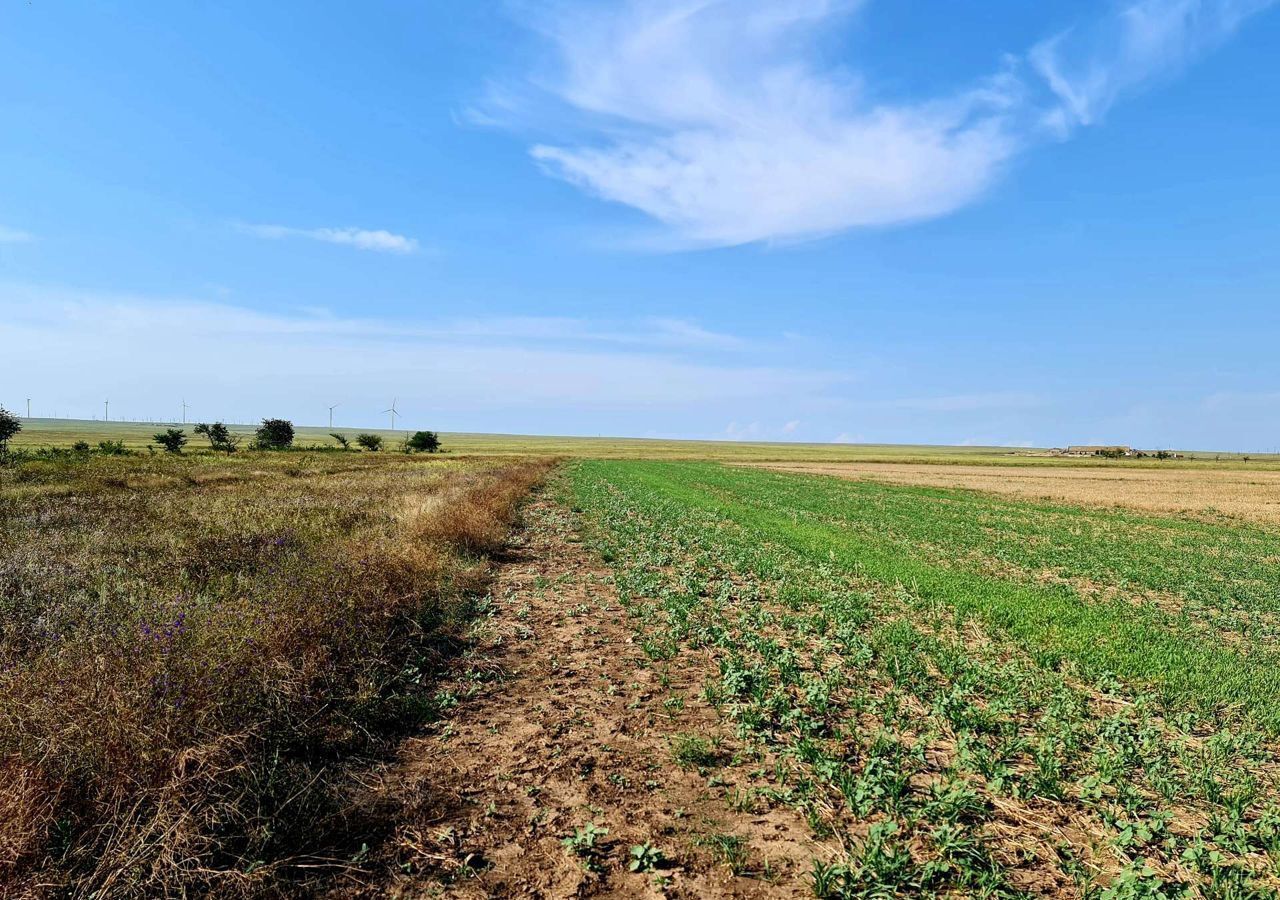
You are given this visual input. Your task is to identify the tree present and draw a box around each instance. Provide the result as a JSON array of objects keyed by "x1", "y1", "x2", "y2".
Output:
[
  {"x1": 330, "y1": 432, "x2": 351, "y2": 450},
  {"x1": 0, "y1": 406, "x2": 20, "y2": 458},
  {"x1": 255, "y1": 419, "x2": 295, "y2": 450},
  {"x1": 153, "y1": 428, "x2": 187, "y2": 454},
  {"x1": 356, "y1": 433, "x2": 383, "y2": 452},
  {"x1": 194, "y1": 422, "x2": 240, "y2": 453},
  {"x1": 405, "y1": 430, "x2": 441, "y2": 453}
]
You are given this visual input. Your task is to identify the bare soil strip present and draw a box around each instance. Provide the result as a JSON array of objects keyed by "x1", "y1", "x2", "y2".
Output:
[
  {"x1": 748, "y1": 461, "x2": 1280, "y2": 525},
  {"x1": 358, "y1": 492, "x2": 829, "y2": 898}
]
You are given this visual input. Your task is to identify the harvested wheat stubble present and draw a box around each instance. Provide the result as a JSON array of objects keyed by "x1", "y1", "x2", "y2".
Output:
[
  {"x1": 352, "y1": 493, "x2": 833, "y2": 899},
  {"x1": 749, "y1": 461, "x2": 1280, "y2": 525}
]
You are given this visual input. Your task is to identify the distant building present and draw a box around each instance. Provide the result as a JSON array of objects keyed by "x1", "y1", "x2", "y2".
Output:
[{"x1": 1065, "y1": 445, "x2": 1132, "y2": 457}]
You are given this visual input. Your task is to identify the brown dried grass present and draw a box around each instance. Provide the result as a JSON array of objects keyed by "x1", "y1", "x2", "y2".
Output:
[
  {"x1": 750, "y1": 461, "x2": 1280, "y2": 525},
  {"x1": 0, "y1": 452, "x2": 552, "y2": 897}
]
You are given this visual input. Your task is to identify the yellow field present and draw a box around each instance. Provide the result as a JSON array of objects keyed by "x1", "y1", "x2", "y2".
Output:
[{"x1": 752, "y1": 460, "x2": 1280, "y2": 525}]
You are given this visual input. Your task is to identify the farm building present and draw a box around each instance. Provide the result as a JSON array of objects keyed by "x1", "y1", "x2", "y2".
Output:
[{"x1": 1064, "y1": 445, "x2": 1133, "y2": 457}]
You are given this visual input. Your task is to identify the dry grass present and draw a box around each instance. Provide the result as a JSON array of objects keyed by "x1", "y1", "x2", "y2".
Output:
[
  {"x1": 0, "y1": 450, "x2": 550, "y2": 897},
  {"x1": 750, "y1": 461, "x2": 1280, "y2": 525}
]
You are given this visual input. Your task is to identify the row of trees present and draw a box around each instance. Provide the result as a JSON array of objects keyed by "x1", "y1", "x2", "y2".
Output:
[
  {"x1": 0, "y1": 406, "x2": 444, "y2": 458},
  {"x1": 153, "y1": 418, "x2": 442, "y2": 455}
]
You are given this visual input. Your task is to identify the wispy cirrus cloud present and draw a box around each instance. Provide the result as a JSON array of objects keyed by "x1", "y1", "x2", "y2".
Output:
[
  {"x1": 494, "y1": 0, "x2": 1274, "y2": 247},
  {"x1": 1031, "y1": 0, "x2": 1276, "y2": 130},
  {"x1": 0, "y1": 225, "x2": 33, "y2": 243},
  {"x1": 241, "y1": 224, "x2": 420, "y2": 254}
]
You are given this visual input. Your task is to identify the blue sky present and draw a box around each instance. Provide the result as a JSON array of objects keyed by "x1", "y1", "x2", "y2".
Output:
[{"x1": 2, "y1": 0, "x2": 1278, "y2": 450}]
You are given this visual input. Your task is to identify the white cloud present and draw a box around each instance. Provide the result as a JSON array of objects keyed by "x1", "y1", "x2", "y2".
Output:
[
  {"x1": 1031, "y1": 0, "x2": 1275, "y2": 130},
  {"x1": 725, "y1": 421, "x2": 764, "y2": 440},
  {"x1": 242, "y1": 224, "x2": 420, "y2": 254},
  {"x1": 1202, "y1": 390, "x2": 1280, "y2": 411},
  {"x1": 783, "y1": 419, "x2": 801, "y2": 434},
  {"x1": 500, "y1": 0, "x2": 1274, "y2": 247},
  {"x1": 0, "y1": 226, "x2": 33, "y2": 243},
  {"x1": 0, "y1": 284, "x2": 844, "y2": 429}
]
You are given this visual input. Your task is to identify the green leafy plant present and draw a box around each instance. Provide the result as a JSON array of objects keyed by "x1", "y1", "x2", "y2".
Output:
[
  {"x1": 356, "y1": 433, "x2": 383, "y2": 452},
  {"x1": 629, "y1": 842, "x2": 664, "y2": 873},
  {"x1": 562, "y1": 822, "x2": 610, "y2": 871}
]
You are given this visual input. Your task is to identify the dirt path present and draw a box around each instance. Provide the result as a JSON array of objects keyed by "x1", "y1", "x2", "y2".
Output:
[{"x1": 359, "y1": 491, "x2": 827, "y2": 899}]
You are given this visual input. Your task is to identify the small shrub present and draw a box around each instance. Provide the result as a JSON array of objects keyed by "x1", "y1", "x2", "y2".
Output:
[
  {"x1": 153, "y1": 428, "x2": 187, "y2": 454},
  {"x1": 406, "y1": 430, "x2": 441, "y2": 453},
  {"x1": 329, "y1": 432, "x2": 351, "y2": 450},
  {"x1": 0, "y1": 406, "x2": 20, "y2": 457},
  {"x1": 356, "y1": 433, "x2": 383, "y2": 452},
  {"x1": 193, "y1": 422, "x2": 239, "y2": 453},
  {"x1": 72, "y1": 440, "x2": 91, "y2": 453},
  {"x1": 255, "y1": 419, "x2": 294, "y2": 450},
  {"x1": 96, "y1": 440, "x2": 128, "y2": 456}
]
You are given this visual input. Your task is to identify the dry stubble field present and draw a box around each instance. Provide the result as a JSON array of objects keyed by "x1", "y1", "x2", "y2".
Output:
[{"x1": 750, "y1": 461, "x2": 1280, "y2": 526}]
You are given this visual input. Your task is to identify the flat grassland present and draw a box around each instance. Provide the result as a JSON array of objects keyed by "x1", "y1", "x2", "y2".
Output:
[
  {"x1": 753, "y1": 461, "x2": 1280, "y2": 525},
  {"x1": 15, "y1": 417, "x2": 1278, "y2": 465}
]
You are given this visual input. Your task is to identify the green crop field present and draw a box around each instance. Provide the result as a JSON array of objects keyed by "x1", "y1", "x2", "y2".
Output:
[{"x1": 564, "y1": 460, "x2": 1280, "y2": 895}]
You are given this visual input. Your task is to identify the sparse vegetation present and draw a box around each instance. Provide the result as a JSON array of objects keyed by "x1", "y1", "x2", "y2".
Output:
[{"x1": 329, "y1": 431, "x2": 350, "y2": 449}]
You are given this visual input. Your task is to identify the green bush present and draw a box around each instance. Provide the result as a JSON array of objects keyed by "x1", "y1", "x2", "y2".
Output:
[
  {"x1": 356, "y1": 433, "x2": 383, "y2": 452},
  {"x1": 193, "y1": 422, "x2": 240, "y2": 453},
  {"x1": 153, "y1": 429, "x2": 187, "y2": 454},
  {"x1": 255, "y1": 419, "x2": 295, "y2": 450},
  {"x1": 406, "y1": 430, "x2": 441, "y2": 453},
  {"x1": 0, "y1": 406, "x2": 20, "y2": 457}
]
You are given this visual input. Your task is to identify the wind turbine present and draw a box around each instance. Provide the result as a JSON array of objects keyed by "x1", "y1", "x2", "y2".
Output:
[
  {"x1": 181, "y1": 399, "x2": 190, "y2": 425},
  {"x1": 328, "y1": 403, "x2": 340, "y2": 429},
  {"x1": 382, "y1": 398, "x2": 399, "y2": 431},
  {"x1": 104, "y1": 398, "x2": 109, "y2": 421}
]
